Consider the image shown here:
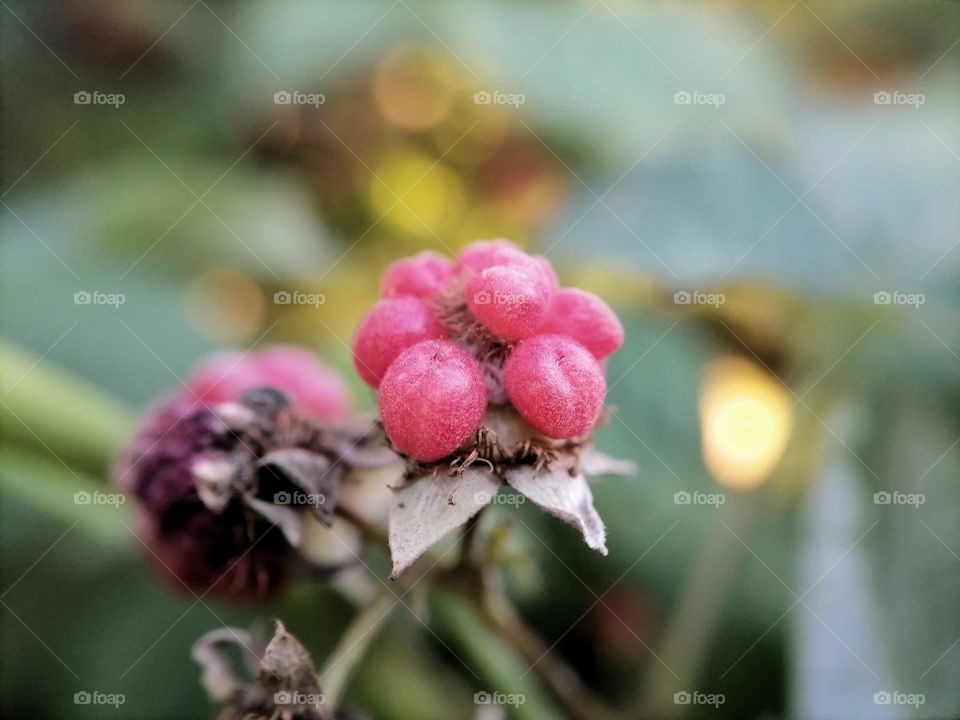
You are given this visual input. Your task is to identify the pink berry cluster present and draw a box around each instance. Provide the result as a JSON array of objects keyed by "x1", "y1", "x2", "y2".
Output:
[{"x1": 352, "y1": 240, "x2": 624, "y2": 463}]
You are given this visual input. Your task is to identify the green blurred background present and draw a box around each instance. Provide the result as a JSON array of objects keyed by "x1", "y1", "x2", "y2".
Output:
[{"x1": 2, "y1": 1, "x2": 960, "y2": 718}]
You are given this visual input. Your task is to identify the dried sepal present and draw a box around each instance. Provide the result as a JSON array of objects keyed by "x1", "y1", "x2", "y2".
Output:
[
  {"x1": 194, "y1": 621, "x2": 332, "y2": 720},
  {"x1": 505, "y1": 465, "x2": 608, "y2": 554},
  {"x1": 388, "y1": 468, "x2": 500, "y2": 578},
  {"x1": 261, "y1": 448, "x2": 338, "y2": 526},
  {"x1": 580, "y1": 448, "x2": 638, "y2": 478},
  {"x1": 386, "y1": 407, "x2": 633, "y2": 576},
  {"x1": 192, "y1": 627, "x2": 258, "y2": 702}
]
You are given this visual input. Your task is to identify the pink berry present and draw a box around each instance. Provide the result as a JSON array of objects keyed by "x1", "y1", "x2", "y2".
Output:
[
  {"x1": 380, "y1": 251, "x2": 455, "y2": 299},
  {"x1": 186, "y1": 346, "x2": 351, "y2": 420},
  {"x1": 466, "y1": 264, "x2": 551, "y2": 341},
  {"x1": 533, "y1": 255, "x2": 559, "y2": 289},
  {"x1": 378, "y1": 340, "x2": 488, "y2": 462},
  {"x1": 458, "y1": 240, "x2": 557, "y2": 294},
  {"x1": 352, "y1": 298, "x2": 448, "y2": 388},
  {"x1": 505, "y1": 335, "x2": 606, "y2": 438},
  {"x1": 538, "y1": 289, "x2": 624, "y2": 359},
  {"x1": 458, "y1": 239, "x2": 529, "y2": 274}
]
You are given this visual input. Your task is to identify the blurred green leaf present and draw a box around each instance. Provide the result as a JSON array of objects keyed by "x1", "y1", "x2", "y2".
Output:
[{"x1": 0, "y1": 340, "x2": 134, "y2": 476}]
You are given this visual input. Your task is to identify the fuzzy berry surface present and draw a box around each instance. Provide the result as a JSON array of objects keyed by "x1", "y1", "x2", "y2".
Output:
[
  {"x1": 505, "y1": 334, "x2": 606, "y2": 438},
  {"x1": 356, "y1": 239, "x2": 624, "y2": 463},
  {"x1": 538, "y1": 288, "x2": 624, "y2": 359},
  {"x1": 380, "y1": 251, "x2": 455, "y2": 299},
  {"x1": 378, "y1": 340, "x2": 487, "y2": 462},
  {"x1": 352, "y1": 297, "x2": 448, "y2": 388}
]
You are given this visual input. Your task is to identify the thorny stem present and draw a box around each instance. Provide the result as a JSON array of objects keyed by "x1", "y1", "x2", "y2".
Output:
[{"x1": 318, "y1": 589, "x2": 398, "y2": 711}]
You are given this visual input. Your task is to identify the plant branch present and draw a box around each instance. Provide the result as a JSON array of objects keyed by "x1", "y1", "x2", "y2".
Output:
[
  {"x1": 478, "y1": 569, "x2": 621, "y2": 720},
  {"x1": 318, "y1": 589, "x2": 397, "y2": 710}
]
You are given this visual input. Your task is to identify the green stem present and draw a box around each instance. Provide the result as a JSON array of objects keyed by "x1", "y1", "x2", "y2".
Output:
[
  {"x1": 319, "y1": 590, "x2": 398, "y2": 710},
  {"x1": 638, "y1": 493, "x2": 758, "y2": 717},
  {"x1": 479, "y1": 573, "x2": 621, "y2": 720},
  {"x1": 432, "y1": 591, "x2": 559, "y2": 720}
]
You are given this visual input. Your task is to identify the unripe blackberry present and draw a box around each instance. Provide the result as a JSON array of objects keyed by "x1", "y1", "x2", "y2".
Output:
[
  {"x1": 466, "y1": 264, "x2": 551, "y2": 341},
  {"x1": 505, "y1": 334, "x2": 606, "y2": 438},
  {"x1": 538, "y1": 288, "x2": 624, "y2": 359},
  {"x1": 352, "y1": 297, "x2": 447, "y2": 388},
  {"x1": 378, "y1": 340, "x2": 487, "y2": 462},
  {"x1": 380, "y1": 250, "x2": 455, "y2": 299},
  {"x1": 187, "y1": 345, "x2": 351, "y2": 420}
]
